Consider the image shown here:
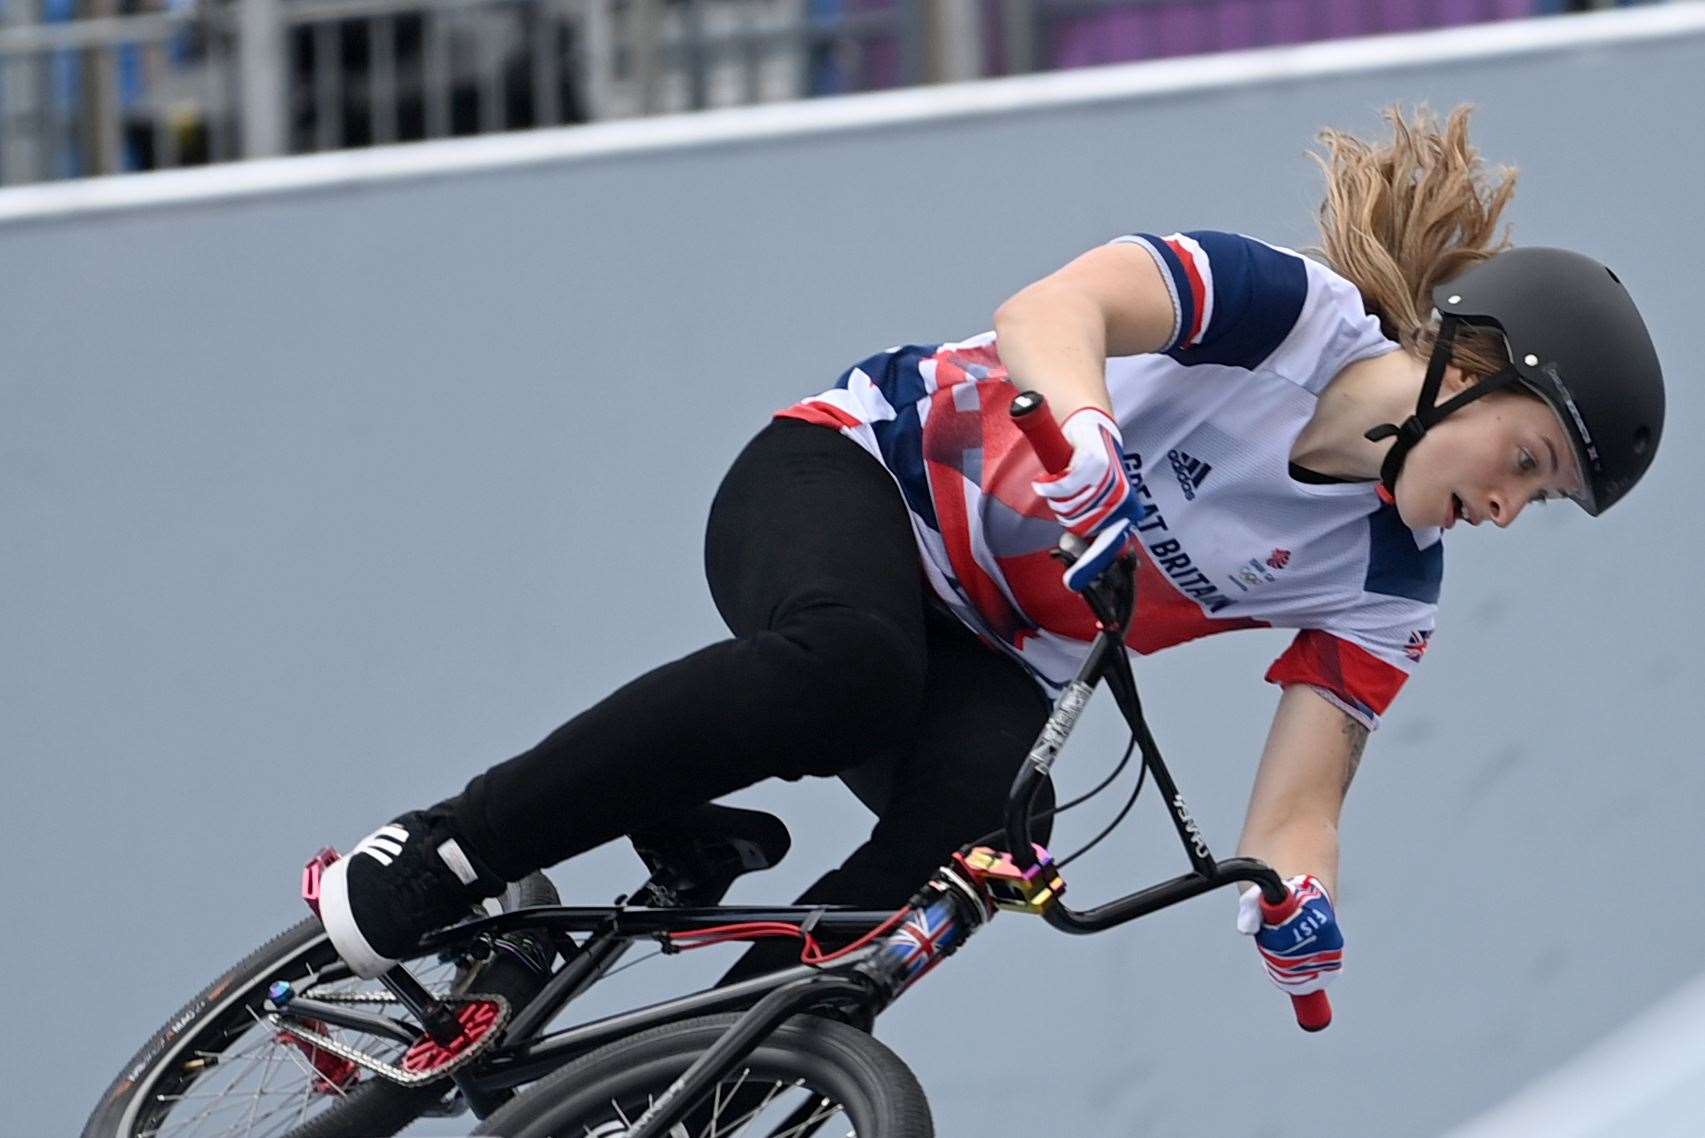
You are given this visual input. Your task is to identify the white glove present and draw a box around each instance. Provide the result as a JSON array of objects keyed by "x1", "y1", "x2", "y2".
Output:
[{"x1": 1029, "y1": 408, "x2": 1139, "y2": 591}]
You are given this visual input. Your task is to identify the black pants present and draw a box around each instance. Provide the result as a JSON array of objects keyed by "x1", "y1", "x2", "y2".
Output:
[{"x1": 447, "y1": 419, "x2": 1052, "y2": 978}]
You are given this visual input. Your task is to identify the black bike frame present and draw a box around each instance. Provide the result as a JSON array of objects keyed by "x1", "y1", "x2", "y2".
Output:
[
  {"x1": 601, "y1": 545, "x2": 1295, "y2": 1137},
  {"x1": 347, "y1": 900, "x2": 900, "y2": 1092},
  {"x1": 277, "y1": 444, "x2": 1302, "y2": 1135}
]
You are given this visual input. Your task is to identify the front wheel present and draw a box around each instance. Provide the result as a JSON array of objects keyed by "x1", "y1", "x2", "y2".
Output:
[{"x1": 474, "y1": 1012, "x2": 932, "y2": 1137}]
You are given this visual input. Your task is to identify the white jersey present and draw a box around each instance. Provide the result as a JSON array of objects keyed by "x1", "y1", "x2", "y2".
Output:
[{"x1": 778, "y1": 231, "x2": 1440, "y2": 729}]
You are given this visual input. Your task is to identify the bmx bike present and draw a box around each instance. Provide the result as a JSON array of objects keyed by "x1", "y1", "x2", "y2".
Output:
[{"x1": 83, "y1": 392, "x2": 1328, "y2": 1138}]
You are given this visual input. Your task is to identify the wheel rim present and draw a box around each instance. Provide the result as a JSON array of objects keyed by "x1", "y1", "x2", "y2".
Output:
[{"x1": 126, "y1": 940, "x2": 482, "y2": 1138}]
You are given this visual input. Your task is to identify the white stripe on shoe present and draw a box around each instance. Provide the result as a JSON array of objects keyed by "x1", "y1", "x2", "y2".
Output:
[
  {"x1": 315, "y1": 855, "x2": 397, "y2": 980},
  {"x1": 435, "y1": 838, "x2": 483, "y2": 888},
  {"x1": 353, "y1": 842, "x2": 397, "y2": 866},
  {"x1": 351, "y1": 825, "x2": 409, "y2": 866}
]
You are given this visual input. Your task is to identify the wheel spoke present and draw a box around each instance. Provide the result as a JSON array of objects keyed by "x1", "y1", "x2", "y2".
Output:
[
  {"x1": 702, "y1": 1066, "x2": 758, "y2": 1137},
  {"x1": 234, "y1": 1042, "x2": 278, "y2": 1138},
  {"x1": 136, "y1": 953, "x2": 470, "y2": 1138},
  {"x1": 706, "y1": 1077, "x2": 791, "y2": 1137},
  {"x1": 294, "y1": 1082, "x2": 311, "y2": 1130},
  {"x1": 574, "y1": 1064, "x2": 858, "y2": 1138},
  {"x1": 151, "y1": 1088, "x2": 266, "y2": 1136},
  {"x1": 767, "y1": 1098, "x2": 844, "y2": 1138}
]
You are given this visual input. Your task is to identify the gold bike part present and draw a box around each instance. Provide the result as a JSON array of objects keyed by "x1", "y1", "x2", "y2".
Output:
[{"x1": 955, "y1": 846, "x2": 1065, "y2": 915}]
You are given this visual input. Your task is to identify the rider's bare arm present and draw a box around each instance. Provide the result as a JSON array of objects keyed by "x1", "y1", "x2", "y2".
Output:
[
  {"x1": 992, "y1": 241, "x2": 1177, "y2": 418},
  {"x1": 1234, "y1": 683, "x2": 1369, "y2": 900}
]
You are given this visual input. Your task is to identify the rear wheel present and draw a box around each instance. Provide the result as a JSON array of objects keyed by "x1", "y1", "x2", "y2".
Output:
[
  {"x1": 473, "y1": 1012, "x2": 932, "y2": 1137},
  {"x1": 82, "y1": 873, "x2": 560, "y2": 1138}
]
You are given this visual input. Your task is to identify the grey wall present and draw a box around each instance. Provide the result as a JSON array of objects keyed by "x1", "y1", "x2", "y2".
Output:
[{"x1": 7, "y1": 21, "x2": 1704, "y2": 1138}]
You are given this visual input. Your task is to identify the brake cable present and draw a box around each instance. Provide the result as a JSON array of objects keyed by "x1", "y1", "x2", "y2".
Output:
[
  {"x1": 960, "y1": 726, "x2": 1139, "y2": 856},
  {"x1": 1055, "y1": 733, "x2": 1147, "y2": 870}
]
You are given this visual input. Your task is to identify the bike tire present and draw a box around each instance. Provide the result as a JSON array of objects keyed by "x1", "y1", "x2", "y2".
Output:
[
  {"x1": 473, "y1": 1011, "x2": 932, "y2": 1137},
  {"x1": 82, "y1": 872, "x2": 560, "y2": 1138}
]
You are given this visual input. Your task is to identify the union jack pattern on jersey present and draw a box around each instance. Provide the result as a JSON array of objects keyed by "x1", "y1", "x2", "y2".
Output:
[{"x1": 777, "y1": 230, "x2": 1442, "y2": 729}]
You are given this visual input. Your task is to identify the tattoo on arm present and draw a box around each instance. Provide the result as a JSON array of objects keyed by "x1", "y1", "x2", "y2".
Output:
[{"x1": 1340, "y1": 714, "x2": 1369, "y2": 797}]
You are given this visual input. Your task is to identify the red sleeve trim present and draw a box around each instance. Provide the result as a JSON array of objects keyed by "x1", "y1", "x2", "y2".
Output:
[
  {"x1": 1163, "y1": 236, "x2": 1209, "y2": 346},
  {"x1": 1264, "y1": 629, "x2": 1409, "y2": 721},
  {"x1": 775, "y1": 401, "x2": 861, "y2": 430}
]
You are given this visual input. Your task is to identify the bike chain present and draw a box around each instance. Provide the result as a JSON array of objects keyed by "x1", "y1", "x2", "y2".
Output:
[
  {"x1": 300, "y1": 989, "x2": 410, "y2": 1004},
  {"x1": 268, "y1": 994, "x2": 510, "y2": 1087}
]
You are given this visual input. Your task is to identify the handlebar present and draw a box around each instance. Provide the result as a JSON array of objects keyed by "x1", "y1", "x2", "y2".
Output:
[{"x1": 1005, "y1": 389, "x2": 1332, "y2": 1034}]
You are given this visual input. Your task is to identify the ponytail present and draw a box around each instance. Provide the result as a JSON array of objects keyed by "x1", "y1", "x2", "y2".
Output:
[{"x1": 1308, "y1": 103, "x2": 1518, "y2": 378}]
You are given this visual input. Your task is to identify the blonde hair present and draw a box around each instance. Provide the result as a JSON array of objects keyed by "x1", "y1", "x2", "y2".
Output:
[{"x1": 1308, "y1": 103, "x2": 1518, "y2": 378}]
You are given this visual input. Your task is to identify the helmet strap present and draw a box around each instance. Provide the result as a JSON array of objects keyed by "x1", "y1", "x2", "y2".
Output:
[{"x1": 1363, "y1": 318, "x2": 1522, "y2": 504}]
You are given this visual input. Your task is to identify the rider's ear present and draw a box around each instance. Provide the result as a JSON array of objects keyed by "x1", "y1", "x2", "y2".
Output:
[{"x1": 1438, "y1": 364, "x2": 1476, "y2": 397}]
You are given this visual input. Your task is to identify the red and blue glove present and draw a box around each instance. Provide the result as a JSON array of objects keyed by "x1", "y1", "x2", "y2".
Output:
[
  {"x1": 1236, "y1": 874, "x2": 1344, "y2": 996},
  {"x1": 1029, "y1": 407, "x2": 1141, "y2": 592}
]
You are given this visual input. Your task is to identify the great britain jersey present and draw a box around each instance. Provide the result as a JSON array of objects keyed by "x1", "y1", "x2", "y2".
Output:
[{"x1": 777, "y1": 230, "x2": 1444, "y2": 729}]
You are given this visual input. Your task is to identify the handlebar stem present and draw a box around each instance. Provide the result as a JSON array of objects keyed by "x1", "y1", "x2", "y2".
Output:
[{"x1": 1040, "y1": 859, "x2": 1284, "y2": 934}]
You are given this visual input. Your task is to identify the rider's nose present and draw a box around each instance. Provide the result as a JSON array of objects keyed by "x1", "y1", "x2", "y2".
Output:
[{"x1": 1486, "y1": 493, "x2": 1521, "y2": 529}]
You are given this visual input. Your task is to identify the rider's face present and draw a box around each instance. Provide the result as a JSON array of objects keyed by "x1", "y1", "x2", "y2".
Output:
[{"x1": 1394, "y1": 371, "x2": 1584, "y2": 532}]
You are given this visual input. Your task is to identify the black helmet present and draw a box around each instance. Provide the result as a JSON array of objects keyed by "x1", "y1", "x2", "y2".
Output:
[{"x1": 1367, "y1": 247, "x2": 1664, "y2": 516}]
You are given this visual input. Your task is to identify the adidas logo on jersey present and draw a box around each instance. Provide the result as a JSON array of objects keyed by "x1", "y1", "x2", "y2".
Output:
[{"x1": 1167, "y1": 449, "x2": 1213, "y2": 500}]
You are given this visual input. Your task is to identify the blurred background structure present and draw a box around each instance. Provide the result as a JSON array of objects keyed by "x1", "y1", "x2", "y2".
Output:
[{"x1": 0, "y1": 0, "x2": 1668, "y2": 184}]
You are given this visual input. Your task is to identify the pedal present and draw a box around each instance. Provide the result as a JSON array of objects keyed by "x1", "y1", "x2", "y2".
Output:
[
  {"x1": 629, "y1": 804, "x2": 791, "y2": 906},
  {"x1": 301, "y1": 847, "x2": 341, "y2": 919},
  {"x1": 955, "y1": 845, "x2": 1065, "y2": 914}
]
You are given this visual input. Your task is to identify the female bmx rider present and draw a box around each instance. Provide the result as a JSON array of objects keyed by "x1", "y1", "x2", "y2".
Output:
[{"x1": 311, "y1": 104, "x2": 1665, "y2": 1003}]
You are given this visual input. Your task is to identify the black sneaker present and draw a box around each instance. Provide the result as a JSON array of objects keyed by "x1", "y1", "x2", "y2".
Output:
[{"x1": 316, "y1": 809, "x2": 506, "y2": 979}]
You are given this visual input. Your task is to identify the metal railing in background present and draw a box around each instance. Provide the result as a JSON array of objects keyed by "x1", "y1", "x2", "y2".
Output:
[
  {"x1": 0, "y1": 0, "x2": 1645, "y2": 186},
  {"x1": 278, "y1": 0, "x2": 581, "y2": 153},
  {"x1": 0, "y1": 0, "x2": 598, "y2": 181},
  {"x1": 0, "y1": 2, "x2": 233, "y2": 180}
]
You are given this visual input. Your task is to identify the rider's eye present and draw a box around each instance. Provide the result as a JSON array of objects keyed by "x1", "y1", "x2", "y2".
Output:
[{"x1": 1518, "y1": 448, "x2": 1538, "y2": 475}]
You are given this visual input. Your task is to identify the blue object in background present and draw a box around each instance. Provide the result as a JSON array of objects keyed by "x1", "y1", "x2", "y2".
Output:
[
  {"x1": 45, "y1": 0, "x2": 82, "y2": 177},
  {"x1": 806, "y1": 0, "x2": 848, "y2": 95}
]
